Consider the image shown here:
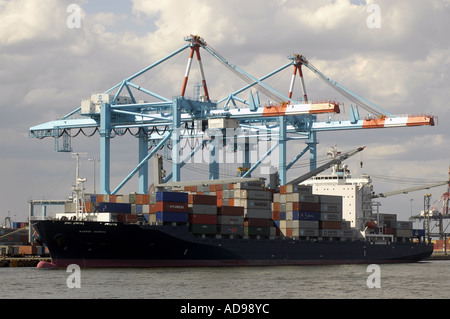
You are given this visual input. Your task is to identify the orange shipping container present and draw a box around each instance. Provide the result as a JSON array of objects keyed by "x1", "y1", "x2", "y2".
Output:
[
  {"x1": 272, "y1": 211, "x2": 280, "y2": 220},
  {"x1": 135, "y1": 194, "x2": 150, "y2": 205},
  {"x1": 273, "y1": 202, "x2": 280, "y2": 212},
  {"x1": 19, "y1": 245, "x2": 36, "y2": 255}
]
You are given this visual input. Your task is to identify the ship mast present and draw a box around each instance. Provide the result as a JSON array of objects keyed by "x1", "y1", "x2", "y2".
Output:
[{"x1": 72, "y1": 152, "x2": 87, "y2": 220}]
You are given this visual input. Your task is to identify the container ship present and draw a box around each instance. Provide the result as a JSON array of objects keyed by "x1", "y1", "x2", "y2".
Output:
[{"x1": 34, "y1": 159, "x2": 433, "y2": 268}]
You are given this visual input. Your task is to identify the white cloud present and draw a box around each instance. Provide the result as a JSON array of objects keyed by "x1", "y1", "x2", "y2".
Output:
[{"x1": 1, "y1": 0, "x2": 450, "y2": 221}]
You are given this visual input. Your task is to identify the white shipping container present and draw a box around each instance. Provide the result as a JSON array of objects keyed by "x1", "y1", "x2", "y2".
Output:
[
  {"x1": 286, "y1": 202, "x2": 293, "y2": 212},
  {"x1": 273, "y1": 193, "x2": 281, "y2": 202},
  {"x1": 286, "y1": 211, "x2": 293, "y2": 220},
  {"x1": 286, "y1": 193, "x2": 300, "y2": 202}
]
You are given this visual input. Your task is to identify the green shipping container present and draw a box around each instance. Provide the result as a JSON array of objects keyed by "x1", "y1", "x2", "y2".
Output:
[{"x1": 244, "y1": 226, "x2": 271, "y2": 236}]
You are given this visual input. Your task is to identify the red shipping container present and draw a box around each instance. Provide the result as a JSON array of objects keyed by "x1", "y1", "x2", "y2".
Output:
[
  {"x1": 280, "y1": 185, "x2": 287, "y2": 194},
  {"x1": 188, "y1": 194, "x2": 217, "y2": 205},
  {"x1": 117, "y1": 214, "x2": 138, "y2": 223},
  {"x1": 215, "y1": 190, "x2": 223, "y2": 199},
  {"x1": 298, "y1": 202, "x2": 320, "y2": 212},
  {"x1": 155, "y1": 201, "x2": 188, "y2": 213},
  {"x1": 319, "y1": 221, "x2": 342, "y2": 229},
  {"x1": 244, "y1": 218, "x2": 271, "y2": 227},
  {"x1": 217, "y1": 206, "x2": 244, "y2": 216},
  {"x1": 189, "y1": 214, "x2": 217, "y2": 224}
]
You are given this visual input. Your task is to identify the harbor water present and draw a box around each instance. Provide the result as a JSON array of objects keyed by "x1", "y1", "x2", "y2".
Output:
[{"x1": 1, "y1": 260, "x2": 449, "y2": 299}]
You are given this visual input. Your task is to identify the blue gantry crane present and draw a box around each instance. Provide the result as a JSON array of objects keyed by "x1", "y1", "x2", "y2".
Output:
[{"x1": 29, "y1": 35, "x2": 435, "y2": 195}]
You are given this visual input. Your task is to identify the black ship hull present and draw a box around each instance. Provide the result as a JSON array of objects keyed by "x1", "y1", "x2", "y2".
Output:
[{"x1": 34, "y1": 220, "x2": 433, "y2": 268}]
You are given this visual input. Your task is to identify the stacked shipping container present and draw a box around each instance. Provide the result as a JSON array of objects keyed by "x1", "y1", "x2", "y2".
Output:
[
  {"x1": 272, "y1": 185, "x2": 353, "y2": 240},
  {"x1": 62, "y1": 184, "x2": 414, "y2": 242},
  {"x1": 188, "y1": 194, "x2": 217, "y2": 235}
]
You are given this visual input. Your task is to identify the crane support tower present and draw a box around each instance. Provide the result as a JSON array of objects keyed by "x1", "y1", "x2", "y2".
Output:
[{"x1": 29, "y1": 35, "x2": 436, "y2": 195}]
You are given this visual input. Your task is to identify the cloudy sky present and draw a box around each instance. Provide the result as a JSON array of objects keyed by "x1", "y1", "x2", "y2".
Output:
[{"x1": 1, "y1": 0, "x2": 449, "y2": 223}]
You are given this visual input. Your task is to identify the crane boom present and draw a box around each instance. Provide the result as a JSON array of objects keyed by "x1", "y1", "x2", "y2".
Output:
[
  {"x1": 287, "y1": 146, "x2": 366, "y2": 185},
  {"x1": 372, "y1": 181, "x2": 449, "y2": 198}
]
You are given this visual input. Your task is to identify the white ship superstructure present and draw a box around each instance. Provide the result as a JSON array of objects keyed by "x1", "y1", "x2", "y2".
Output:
[{"x1": 301, "y1": 146, "x2": 374, "y2": 232}]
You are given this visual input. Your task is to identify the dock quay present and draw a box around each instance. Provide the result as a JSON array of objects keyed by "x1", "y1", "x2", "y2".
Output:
[
  {"x1": 1, "y1": 257, "x2": 51, "y2": 267},
  {"x1": 428, "y1": 253, "x2": 450, "y2": 261}
]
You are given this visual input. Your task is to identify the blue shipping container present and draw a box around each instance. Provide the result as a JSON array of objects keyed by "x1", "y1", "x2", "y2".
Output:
[
  {"x1": 296, "y1": 211, "x2": 319, "y2": 221},
  {"x1": 412, "y1": 229, "x2": 426, "y2": 237},
  {"x1": 156, "y1": 191, "x2": 188, "y2": 203},
  {"x1": 156, "y1": 211, "x2": 188, "y2": 223},
  {"x1": 279, "y1": 212, "x2": 286, "y2": 220}
]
